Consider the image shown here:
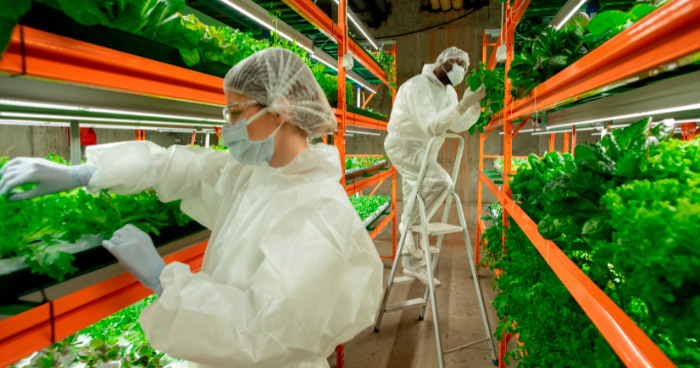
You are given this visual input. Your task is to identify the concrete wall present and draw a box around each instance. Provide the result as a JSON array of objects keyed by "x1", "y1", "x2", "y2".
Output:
[{"x1": 0, "y1": 125, "x2": 215, "y2": 161}]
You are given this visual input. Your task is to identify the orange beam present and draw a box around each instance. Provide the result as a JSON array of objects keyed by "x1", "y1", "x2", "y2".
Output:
[
  {"x1": 487, "y1": 0, "x2": 700, "y2": 129},
  {"x1": 0, "y1": 241, "x2": 208, "y2": 367},
  {"x1": 346, "y1": 167, "x2": 395, "y2": 196},
  {"x1": 361, "y1": 91, "x2": 376, "y2": 109},
  {"x1": 335, "y1": 109, "x2": 388, "y2": 131},
  {"x1": 371, "y1": 211, "x2": 395, "y2": 242},
  {"x1": 281, "y1": 0, "x2": 389, "y2": 85},
  {"x1": 549, "y1": 133, "x2": 555, "y2": 152},
  {"x1": 0, "y1": 26, "x2": 225, "y2": 106},
  {"x1": 480, "y1": 172, "x2": 676, "y2": 368}
]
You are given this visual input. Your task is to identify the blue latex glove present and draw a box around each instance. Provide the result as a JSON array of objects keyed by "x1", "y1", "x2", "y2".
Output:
[
  {"x1": 103, "y1": 225, "x2": 166, "y2": 295},
  {"x1": 0, "y1": 157, "x2": 96, "y2": 200}
]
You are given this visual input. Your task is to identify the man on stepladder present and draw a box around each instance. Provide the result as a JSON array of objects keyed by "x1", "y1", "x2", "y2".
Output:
[{"x1": 384, "y1": 47, "x2": 485, "y2": 286}]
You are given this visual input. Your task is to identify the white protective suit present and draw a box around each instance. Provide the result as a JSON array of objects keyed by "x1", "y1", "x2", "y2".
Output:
[
  {"x1": 84, "y1": 141, "x2": 383, "y2": 368},
  {"x1": 385, "y1": 64, "x2": 480, "y2": 228}
]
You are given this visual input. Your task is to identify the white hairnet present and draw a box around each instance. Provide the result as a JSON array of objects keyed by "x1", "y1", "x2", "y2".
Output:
[
  {"x1": 435, "y1": 46, "x2": 470, "y2": 70},
  {"x1": 223, "y1": 48, "x2": 337, "y2": 138}
]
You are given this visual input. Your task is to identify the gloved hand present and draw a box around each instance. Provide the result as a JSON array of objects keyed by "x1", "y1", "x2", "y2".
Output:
[
  {"x1": 457, "y1": 84, "x2": 486, "y2": 114},
  {"x1": 103, "y1": 225, "x2": 166, "y2": 295},
  {"x1": 0, "y1": 157, "x2": 96, "y2": 200}
]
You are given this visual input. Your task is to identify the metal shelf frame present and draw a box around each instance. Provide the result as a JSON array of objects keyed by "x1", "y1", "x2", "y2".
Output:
[
  {"x1": 475, "y1": 0, "x2": 696, "y2": 367},
  {"x1": 0, "y1": 2, "x2": 398, "y2": 366}
]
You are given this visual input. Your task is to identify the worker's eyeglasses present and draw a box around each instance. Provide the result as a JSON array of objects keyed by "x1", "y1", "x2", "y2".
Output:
[{"x1": 223, "y1": 100, "x2": 257, "y2": 125}]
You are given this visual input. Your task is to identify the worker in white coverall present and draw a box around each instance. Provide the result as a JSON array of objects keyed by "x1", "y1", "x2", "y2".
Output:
[
  {"x1": 385, "y1": 47, "x2": 485, "y2": 286},
  {"x1": 0, "y1": 48, "x2": 383, "y2": 368}
]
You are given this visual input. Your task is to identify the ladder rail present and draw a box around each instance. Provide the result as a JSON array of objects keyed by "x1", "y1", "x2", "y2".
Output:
[
  {"x1": 454, "y1": 192, "x2": 498, "y2": 361},
  {"x1": 375, "y1": 133, "x2": 498, "y2": 367},
  {"x1": 417, "y1": 195, "x2": 445, "y2": 367}
]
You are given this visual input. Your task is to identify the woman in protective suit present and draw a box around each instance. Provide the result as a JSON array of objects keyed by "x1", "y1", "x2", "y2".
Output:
[
  {"x1": 0, "y1": 48, "x2": 383, "y2": 368},
  {"x1": 384, "y1": 47, "x2": 485, "y2": 286}
]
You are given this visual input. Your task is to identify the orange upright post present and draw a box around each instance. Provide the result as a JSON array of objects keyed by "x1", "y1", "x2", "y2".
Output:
[
  {"x1": 549, "y1": 133, "x2": 555, "y2": 152},
  {"x1": 335, "y1": 3, "x2": 348, "y2": 366},
  {"x1": 571, "y1": 126, "x2": 577, "y2": 155},
  {"x1": 563, "y1": 132, "x2": 570, "y2": 153}
]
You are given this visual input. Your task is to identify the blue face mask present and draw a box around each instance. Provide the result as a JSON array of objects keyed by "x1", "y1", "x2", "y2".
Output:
[{"x1": 222, "y1": 107, "x2": 285, "y2": 166}]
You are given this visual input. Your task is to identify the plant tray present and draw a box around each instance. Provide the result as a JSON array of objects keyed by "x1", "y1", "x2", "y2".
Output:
[
  {"x1": 0, "y1": 222, "x2": 205, "y2": 305},
  {"x1": 345, "y1": 160, "x2": 388, "y2": 180}
]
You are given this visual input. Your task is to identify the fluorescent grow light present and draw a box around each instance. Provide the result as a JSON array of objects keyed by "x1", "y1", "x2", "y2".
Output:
[
  {"x1": 0, "y1": 99, "x2": 223, "y2": 123},
  {"x1": 346, "y1": 129, "x2": 380, "y2": 136},
  {"x1": 550, "y1": 103, "x2": 700, "y2": 129},
  {"x1": 551, "y1": 0, "x2": 587, "y2": 30},
  {"x1": 333, "y1": 0, "x2": 379, "y2": 50},
  {"x1": 0, "y1": 112, "x2": 222, "y2": 128}
]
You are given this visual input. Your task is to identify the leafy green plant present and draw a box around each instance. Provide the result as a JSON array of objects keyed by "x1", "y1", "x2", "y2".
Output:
[
  {"x1": 10, "y1": 296, "x2": 176, "y2": 368},
  {"x1": 344, "y1": 155, "x2": 387, "y2": 171},
  {"x1": 0, "y1": 154, "x2": 193, "y2": 282},
  {"x1": 484, "y1": 119, "x2": 700, "y2": 366},
  {"x1": 508, "y1": 4, "x2": 657, "y2": 100},
  {"x1": 349, "y1": 194, "x2": 390, "y2": 222},
  {"x1": 465, "y1": 63, "x2": 505, "y2": 134}
]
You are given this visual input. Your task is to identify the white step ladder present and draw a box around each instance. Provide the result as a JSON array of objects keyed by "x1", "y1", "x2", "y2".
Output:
[{"x1": 374, "y1": 134, "x2": 497, "y2": 367}]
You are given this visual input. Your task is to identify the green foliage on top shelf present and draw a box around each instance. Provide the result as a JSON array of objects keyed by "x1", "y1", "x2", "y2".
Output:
[
  {"x1": 508, "y1": 3, "x2": 656, "y2": 100},
  {"x1": 349, "y1": 194, "x2": 390, "y2": 222},
  {"x1": 466, "y1": 63, "x2": 505, "y2": 134},
  {"x1": 0, "y1": 155, "x2": 192, "y2": 282},
  {"x1": 0, "y1": 0, "x2": 359, "y2": 108},
  {"x1": 371, "y1": 49, "x2": 397, "y2": 92},
  {"x1": 0, "y1": 0, "x2": 31, "y2": 55},
  {"x1": 344, "y1": 155, "x2": 387, "y2": 171},
  {"x1": 481, "y1": 119, "x2": 700, "y2": 367}
]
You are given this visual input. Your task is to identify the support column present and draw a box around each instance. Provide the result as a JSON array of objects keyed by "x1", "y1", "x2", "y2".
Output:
[{"x1": 69, "y1": 120, "x2": 81, "y2": 166}]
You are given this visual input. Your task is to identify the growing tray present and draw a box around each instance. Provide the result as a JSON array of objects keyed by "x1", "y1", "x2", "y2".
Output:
[
  {"x1": 361, "y1": 201, "x2": 392, "y2": 229},
  {"x1": 0, "y1": 222, "x2": 205, "y2": 305},
  {"x1": 345, "y1": 160, "x2": 388, "y2": 180}
]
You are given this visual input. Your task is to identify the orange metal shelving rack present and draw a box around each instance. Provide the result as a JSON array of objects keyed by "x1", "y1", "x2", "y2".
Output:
[
  {"x1": 0, "y1": 1, "x2": 395, "y2": 365},
  {"x1": 475, "y1": 0, "x2": 700, "y2": 367}
]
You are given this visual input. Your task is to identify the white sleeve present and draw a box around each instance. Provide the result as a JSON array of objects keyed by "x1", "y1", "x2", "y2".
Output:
[
  {"x1": 137, "y1": 196, "x2": 384, "y2": 367},
  {"x1": 403, "y1": 83, "x2": 462, "y2": 137},
  {"x1": 85, "y1": 141, "x2": 233, "y2": 229},
  {"x1": 449, "y1": 103, "x2": 481, "y2": 133}
]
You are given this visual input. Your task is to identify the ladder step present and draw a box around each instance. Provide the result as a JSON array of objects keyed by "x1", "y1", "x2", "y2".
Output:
[
  {"x1": 385, "y1": 298, "x2": 427, "y2": 312},
  {"x1": 410, "y1": 223, "x2": 463, "y2": 235},
  {"x1": 393, "y1": 275, "x2": 418, "y2": 286}
]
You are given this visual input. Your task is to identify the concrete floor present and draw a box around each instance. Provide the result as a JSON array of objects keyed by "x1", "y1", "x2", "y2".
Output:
[{"x1": 328, "y1": 239, "x2": 504, "y2": 368}]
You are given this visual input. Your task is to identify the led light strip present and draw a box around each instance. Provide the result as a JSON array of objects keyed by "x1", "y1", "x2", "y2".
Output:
[
  {"x1": 346, "y1": 129, "x2": 380, "y2": 136},
  {"x1": 333, "y1": 0, "x2": 379, "y2": 50},
  {"x1": 548, "y1": 103, "x2": 700, "y2": 129},
  {"x1": 218, "y1": 0, "x2": 312, "y2": 53},
  {"x1": 553, "y1": 0, "x2": 587, "y2": 30},
  {"x1": 217, "y1": 0, "x2": 379, "y2": 93},
  {"x1": 0, "y1": 99, "x2": 224, "y2": 123},
  {"x1": 0, "y1": 112, "x2": 222, "y2": 128}
]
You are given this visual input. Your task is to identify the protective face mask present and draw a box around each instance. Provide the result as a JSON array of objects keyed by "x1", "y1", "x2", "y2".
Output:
[
  {"x1": 446, "y1": 64, "x2": 466, "y2": 86},
  {"x1": 222, "y1": 108, "x2": 285, "y2": 166}
]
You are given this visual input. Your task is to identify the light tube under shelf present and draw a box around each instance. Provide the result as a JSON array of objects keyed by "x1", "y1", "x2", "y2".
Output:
[
  {"x1": 333, "y1": 0, "x2": 379, "y2": 50},
  {"x1": 551, "y1": 103, "x2": 700, "y2": 129},
  {"x1": 551, "y1": 0, "x2": 587, "y2": 30},
  {"x1": 218, "y1": 0, "x2": 312, "y2": 53},
  {"x1": 0, "y1": 112, "x2": 222, "y2": 128},
  {"x1": 346, "y1": 129, "x2": 380, "y2": 136},
  {"x1": 0, "y1": 98, "x2": 223, "y2": 123}
]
